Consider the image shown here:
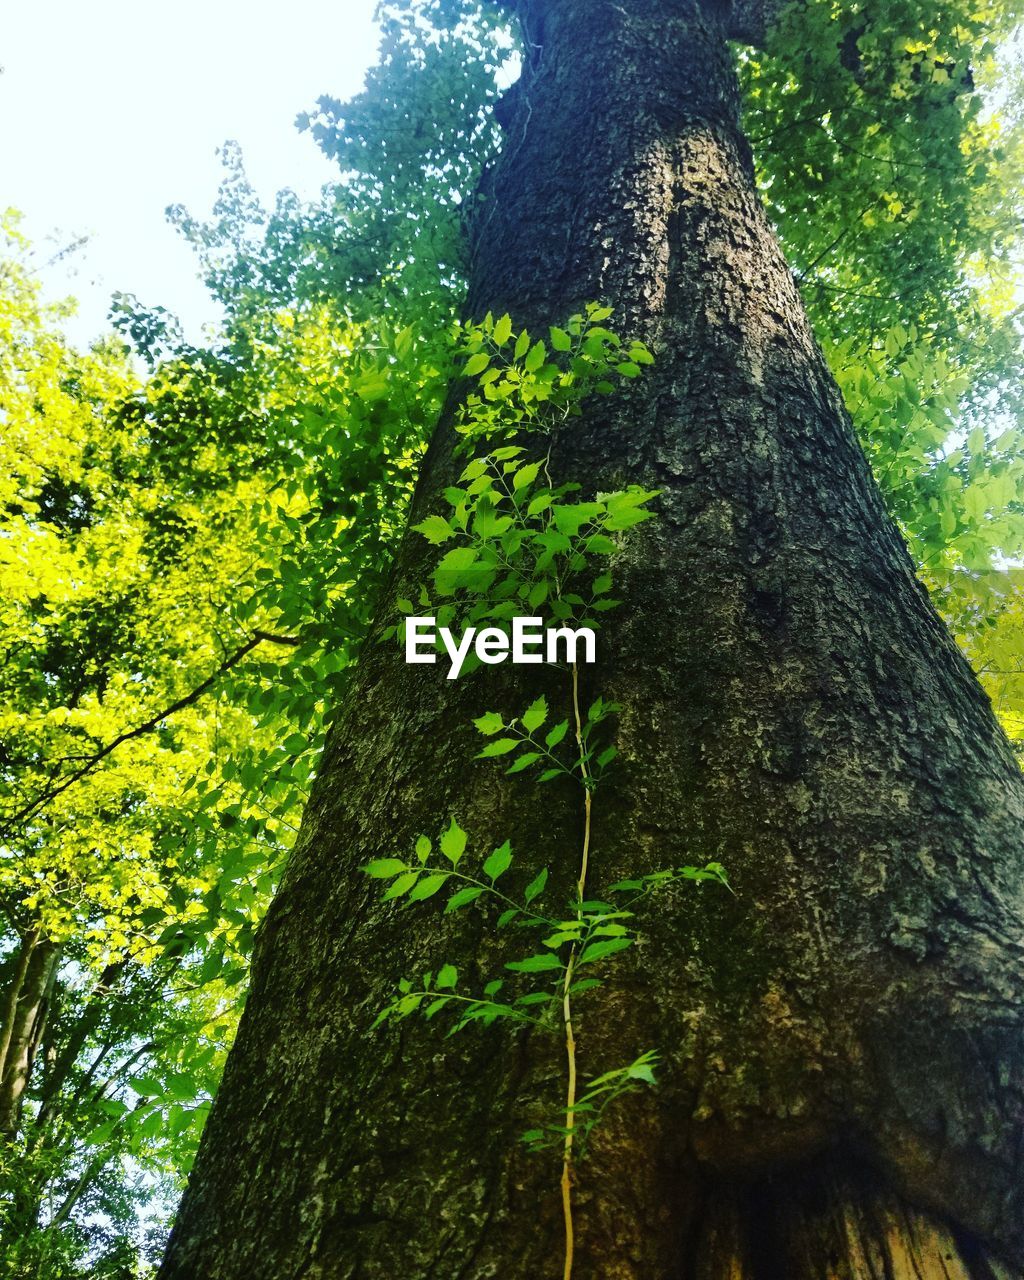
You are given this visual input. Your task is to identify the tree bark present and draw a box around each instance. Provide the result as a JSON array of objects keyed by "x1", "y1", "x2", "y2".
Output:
[
  {"x1": 0, "y1": 937, "x2": 59, "y2": 1138},
  {"x1": 160, "y1": 2, "x2": 1024, "y2": 1276}
]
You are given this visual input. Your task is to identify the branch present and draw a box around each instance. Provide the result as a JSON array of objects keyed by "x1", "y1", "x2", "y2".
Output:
[{"x1": 0, "y1": 631, "x2": 301, "y2": 837}]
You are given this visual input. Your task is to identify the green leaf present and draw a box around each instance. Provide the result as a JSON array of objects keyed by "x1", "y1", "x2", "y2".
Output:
[
  {"x1": 382, "y1": 871, "x2": 420, "y2": 901},
  {"x1": 464, "y1": 352, "x2": 490, "y2": 376},
  {"x1": 408, "y1": 873, "x2": 449, "y2": 902},
  {"x1": 445, "y1": 886, "x2": 484, "y2": 913},
  {"x1": 604, "y1": 506, "x2": 653, "y2": 532},
  {"x1": 550, "y1": 326, "x2": 572, "y2": 351},
  {"x1": 545, "y1": 721, "x2": 569, "y2": 748},
  {"x1": 364, "y1": 858, "x2": 408, "y2": 879},
  {"x1": 477, "y1": 738, "x2": 519, "y2": 758},
  {"x1": 513, "y1": 461, "x2": 541, "y2": 492},
  {"x1": 434, "y1": 545, "x2": 484, "y2": 595},
  {"x1": 552, "y1": 502, "x2": 604, "y2": 536},
  {"x1": 473, "y1": 711, "x2": 505, "y2": 736},
  {"x1": 527, "y1": 579, "x2": 548, "y2": 608},
  {"x1": 521, "y1": 695, "x2": 548, "y2": 733},
  {"x1": 578, "y1": 937, "x2": 633, "y2": 965},
  {"x1": 524, "y1": 867, "x2": 549, "y2": 905},
  {"x1": 415, "y1": 835, "x2": 432, "y2": 864},
  {"x1": 543, "y1": 930, "x2": 581, "y2": 948},
  {"x1": 493, "y1": 313, "x2": 513, "y2": 345},
  {"x1": 505, "y1": 953, "x2": 562, "y2": 973},
  {"x1": 483, "y1": 840, "x2": 513, "y2": 881},
  {"x1": 525, "y1": 340, "x2": 546, "y2": 372},
  {"x1": 413, "y1": 514, "x2": 455, "y2": 544},
  {"x1": 584, "y1": 534, "x2": 616, "y2": 554},
  {"x1": 440, "y1": 818, "x2": 468, "y2": 866},
  {"x1": 436, "y1": 963, "x2": 458, "y2": 989},
  {"x1": 514, "y1": 329, "x2": 531, "y2": 359},
  {"x1": 506, "y1": 751, "x2": 541, "y2": 775}
]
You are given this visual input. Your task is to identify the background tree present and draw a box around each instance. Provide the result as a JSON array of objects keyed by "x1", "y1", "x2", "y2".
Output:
[{"x1": 0, "y1": 199, "x2": 445, "y2": 1273}]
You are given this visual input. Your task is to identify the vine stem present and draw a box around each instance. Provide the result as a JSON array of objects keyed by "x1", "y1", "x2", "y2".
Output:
[{"x1": 560, "y1": 661, "x2": 592, "y2": 1280}]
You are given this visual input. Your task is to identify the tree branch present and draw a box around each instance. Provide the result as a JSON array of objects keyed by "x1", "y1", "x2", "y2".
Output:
[{"x1": 0, "y1": 631, "x2": 301, "y2": 837}]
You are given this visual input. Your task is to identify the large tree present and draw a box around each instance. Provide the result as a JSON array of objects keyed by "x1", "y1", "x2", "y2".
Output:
[{"x1": 160, "y1": 1, "x2": 1024, "y2": 1276}]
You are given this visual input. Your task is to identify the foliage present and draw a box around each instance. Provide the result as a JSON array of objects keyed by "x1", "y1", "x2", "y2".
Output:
[
  {"x1": 366, "y1": 816, "x2": 722, "y2": 1155},
  {"x1": 366, "y1": 316, "x2": 726, "y2": 1277},
  {"x1": 742, "y1": 0, "x2": 1024, "y2": 719},
  {"x1": 0, "y1": 204, "x2": 440, "y2": 1273},
  {"x1": 2, "y1": 0, "x2": 1024, "y2": 1270},
  {"x1": 399, "y1": 305, "x2": 657, "y2": 650}
]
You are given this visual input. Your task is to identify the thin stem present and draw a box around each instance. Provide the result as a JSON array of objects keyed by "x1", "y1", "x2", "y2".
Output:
[
  {"x1": 402, "y1": 989, "x2": 549, "y2": 1029},
  {"x1": 572, "y1": 663, "x2": 594, "y2": 898},
  {"x1": 420, "y1": 865, "x2": 556, "y2": 928},
  {"x1": 560, "y1": 661, "x2": 593, "y2": 1280}
]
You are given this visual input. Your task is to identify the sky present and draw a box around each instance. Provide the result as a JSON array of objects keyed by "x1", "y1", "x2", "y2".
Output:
[{"x1": 1, "y1": 0, "x2": 383, "y2": 346}]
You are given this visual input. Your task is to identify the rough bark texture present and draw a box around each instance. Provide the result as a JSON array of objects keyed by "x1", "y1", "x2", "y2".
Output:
[{"x1": 160, "y1": 2, "x2": 1024, "y2": 1276}]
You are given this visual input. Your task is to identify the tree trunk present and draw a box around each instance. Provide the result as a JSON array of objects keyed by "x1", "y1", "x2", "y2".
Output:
[
  {"x1": 0, "y1": 936, "x2": 58, "y2": 1139},
  {"x1": 160, "y1": 2, "x2": 1024, "y2": 1276}
]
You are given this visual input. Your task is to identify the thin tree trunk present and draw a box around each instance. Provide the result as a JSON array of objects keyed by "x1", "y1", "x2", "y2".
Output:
[
  {"x1": 0, "y1": 929, "x2": 37, "y2": 1090},
  {"x1": 0, "y1": 938, "x2": 59, "y2": 1138},
  {"x1": 161, "y1": 2, "x2": 1024, "y2": 1276}
]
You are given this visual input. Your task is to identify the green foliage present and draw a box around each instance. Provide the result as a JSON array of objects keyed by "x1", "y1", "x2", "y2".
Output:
[
  {"x1": 364, "y1": 312, "x2": 724, "y2": 1275},
  {"x1": 0, "y1": 200, "x2": 442, "y2": 1267},
  {"x1": 452, "y1": 304, "x2": 654, "y2": 448},
  {"x1": 394, "y1": 312, "x2": 657, "y2": 669},
  {"x1": 3, "y1": 0, "x2": 1024, "y2": 1269},
  {"x1": 743, "y1": 0, "x2": 1024, "y2": 609},
  {"x1": 473, "y1": 693, "x2": 620, "y2": 787},
  {"x1": 365, "y1": 820, "x2": 723, "y2": 1050}
]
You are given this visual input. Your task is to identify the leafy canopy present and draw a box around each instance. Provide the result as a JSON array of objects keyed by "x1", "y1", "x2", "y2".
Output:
[{"x1": 2, "y1": 0, "x2": 1023, "y2": 1271}]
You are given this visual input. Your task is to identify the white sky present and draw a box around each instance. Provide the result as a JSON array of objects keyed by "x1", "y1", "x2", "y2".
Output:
[{"x1": 0, "y1": 0, "x2": 383, "y2": 346}]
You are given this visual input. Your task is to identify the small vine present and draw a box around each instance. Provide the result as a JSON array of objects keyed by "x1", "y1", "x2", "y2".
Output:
[{"x1": 366, "y1": 306, "x2": 727, "y2": 1278}]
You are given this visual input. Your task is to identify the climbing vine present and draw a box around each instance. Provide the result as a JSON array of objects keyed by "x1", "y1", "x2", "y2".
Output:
[{"x1": 365, "y1": 308, "x2": 727, "y2": 1278}]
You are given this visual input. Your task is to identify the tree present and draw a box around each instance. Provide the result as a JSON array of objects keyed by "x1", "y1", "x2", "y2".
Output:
[
  {"x1": 157, "y1": 1, "x2": 1024, "y2": 1278},
  {"x1": 0, "y1": 214, "x2": 305, "y2": 1274},
  {"x1": 0, "y1": 208, "x2": 441, "y2": 1273}
]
